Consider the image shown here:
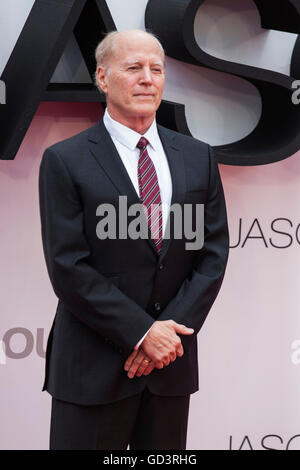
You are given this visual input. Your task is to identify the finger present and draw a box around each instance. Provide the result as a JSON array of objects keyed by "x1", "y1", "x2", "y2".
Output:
[
  {"x1": 124, "y1": 349, "x2": 139, "y2": 371},
  {"x1": 167, "y1": 347, "x2": 183, "y2": 363},
  {"x1": 127, "y1": 353, "x2": 149, "y2": 378},
  {"x1": 169, "y1": 350, "x2": 177, "y2": 362},
  {"x1": 172, "y1": 322, "x2": 194, "y2": 335},
  {"x1": 154, "y1": 360, "x2": 164, "y2": 369},
  {"x1": 143, "y1": 362, "x2": 156, "y2": 375},
  {"x1": 135, "y1": 358, "x2": 153, "y2": 377},
  {"x1": 176, "y1": 343, "x2": 184, "y2": 357},
  {"x1": 162, "y1": 356, "x2": 171, "y2": 366}
]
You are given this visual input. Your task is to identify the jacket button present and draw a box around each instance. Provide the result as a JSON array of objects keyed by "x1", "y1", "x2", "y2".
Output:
[{"x1": 154, "y1": 302, "x2": 161, "y2": 311}]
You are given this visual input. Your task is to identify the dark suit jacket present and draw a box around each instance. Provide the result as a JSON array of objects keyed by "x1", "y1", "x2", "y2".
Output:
[{"x1": 38, "y1": 118, "x2": 229, "y2": 405}]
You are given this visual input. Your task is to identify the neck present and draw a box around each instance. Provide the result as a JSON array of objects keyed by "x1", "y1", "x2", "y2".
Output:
[{"x1": 107, "y1": 108, "x2": 155, "y2": 134}]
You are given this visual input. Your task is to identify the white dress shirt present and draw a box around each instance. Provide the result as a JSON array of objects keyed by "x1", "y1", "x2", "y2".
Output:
[{"x1": 103, "y1": 109, "x2": 172, "y2": 350}]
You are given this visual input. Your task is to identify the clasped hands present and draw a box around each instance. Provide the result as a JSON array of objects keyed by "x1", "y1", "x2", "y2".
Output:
[{"x1": 124, "y1": 320, "x2": 194, "y2": 379}]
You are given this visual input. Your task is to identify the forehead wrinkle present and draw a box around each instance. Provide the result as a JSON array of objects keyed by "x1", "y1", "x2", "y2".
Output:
[{"x1": 123, "y1": 59, "x2": 164, "y2": 66}]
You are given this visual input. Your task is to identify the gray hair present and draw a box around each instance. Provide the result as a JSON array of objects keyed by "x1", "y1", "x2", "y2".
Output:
[{"x1": 94, "y1": 30, "x2": 165, "y2": 91}]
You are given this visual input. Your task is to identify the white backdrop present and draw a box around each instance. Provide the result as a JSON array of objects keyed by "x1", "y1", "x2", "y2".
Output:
[{"x1": 1, "y1": 0, "x2": 300, "y2": 450}]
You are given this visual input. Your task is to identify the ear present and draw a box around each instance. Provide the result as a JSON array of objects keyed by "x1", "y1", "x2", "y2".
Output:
[{"x1": 96, "y1": 65, "x2": 108, "y2": 94}]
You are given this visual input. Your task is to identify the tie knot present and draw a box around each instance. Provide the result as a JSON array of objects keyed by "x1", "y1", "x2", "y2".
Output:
[{"x1": 137, "y1": 137, "x2": 149, "y2": 150}]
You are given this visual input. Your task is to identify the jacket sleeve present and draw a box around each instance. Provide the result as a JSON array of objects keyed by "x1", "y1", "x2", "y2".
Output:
[
  {"x1": 155, "y1": 145, "x2": 229, "y2": 349},
  {"x1": 39, "y1": 146, "x2": 155, "y2": 358}
]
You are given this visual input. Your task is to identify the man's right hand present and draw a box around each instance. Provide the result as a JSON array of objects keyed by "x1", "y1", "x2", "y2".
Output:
[{"x1": 141, "y1": 320, "x2": 194, "y2": 369}]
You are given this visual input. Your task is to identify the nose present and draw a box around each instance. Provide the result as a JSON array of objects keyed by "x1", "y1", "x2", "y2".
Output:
[{"x1": 139, "y1": 66, "x2": 152, "y2": 85}]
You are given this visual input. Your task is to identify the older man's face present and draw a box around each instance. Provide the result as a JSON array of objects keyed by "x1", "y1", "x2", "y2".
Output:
[{"x1": 97, "y1": 33, "x2": 165, "y2": 126}]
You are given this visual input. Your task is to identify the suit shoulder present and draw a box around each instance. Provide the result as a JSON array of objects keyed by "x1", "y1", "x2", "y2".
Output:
[
  {"x1": 43, "y1": 122, "x2": 100, "y2": 161},
  {"x1": 157, "y1": 124, "x2": 210, "y2": 152}
]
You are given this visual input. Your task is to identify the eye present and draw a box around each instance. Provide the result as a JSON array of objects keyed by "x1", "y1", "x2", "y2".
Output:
[{"x1": 152, "y1": 68, "x2": 163, "y2": 74}]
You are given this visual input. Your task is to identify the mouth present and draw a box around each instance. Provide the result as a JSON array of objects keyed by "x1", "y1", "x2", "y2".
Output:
[{"x1": 134, "y1": 93, "x2": 154, "y2": 97}]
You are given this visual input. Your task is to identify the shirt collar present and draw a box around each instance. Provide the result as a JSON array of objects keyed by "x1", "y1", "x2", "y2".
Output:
[{"x1": 103, "y1": 108, "x2": 159, "y2": 152}]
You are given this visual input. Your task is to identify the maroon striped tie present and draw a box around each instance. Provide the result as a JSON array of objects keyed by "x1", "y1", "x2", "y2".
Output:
[{"x1": 137, "y1": 137, "x2": 163, "y2": 253}]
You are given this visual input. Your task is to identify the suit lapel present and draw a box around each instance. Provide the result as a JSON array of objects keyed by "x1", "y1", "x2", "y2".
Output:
[
  {"x1": 157, "y1": 125, "x2": 187, "y2": 262},
  {"x1": 88, "y1": 119, "x2": 140, "y2": 207},
  {"x1": 88, "y1": 119, "x2": 158, "y2": 255},
  {"x1": 88, "y1": 120, "x2": 187, "y2": 259}
]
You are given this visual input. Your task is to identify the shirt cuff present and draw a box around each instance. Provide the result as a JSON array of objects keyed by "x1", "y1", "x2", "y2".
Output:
[{"x1": 134, "y1": 325, "x2": 153, "y2": 350}]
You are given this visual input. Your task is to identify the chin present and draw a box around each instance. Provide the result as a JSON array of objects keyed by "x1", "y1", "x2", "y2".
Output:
[{"x1": 133, "y1": 105, "x2": 156, "y2": 116}]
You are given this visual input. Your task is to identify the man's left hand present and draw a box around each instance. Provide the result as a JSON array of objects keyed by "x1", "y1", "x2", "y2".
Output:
[{"x1": 124, "y1": 348, "x2": 156, "y2": 378}]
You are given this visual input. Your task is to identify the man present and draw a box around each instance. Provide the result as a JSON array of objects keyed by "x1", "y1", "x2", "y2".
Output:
[{"x1": 39, "y1": 29, "x2": 229, "y2": 450}]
